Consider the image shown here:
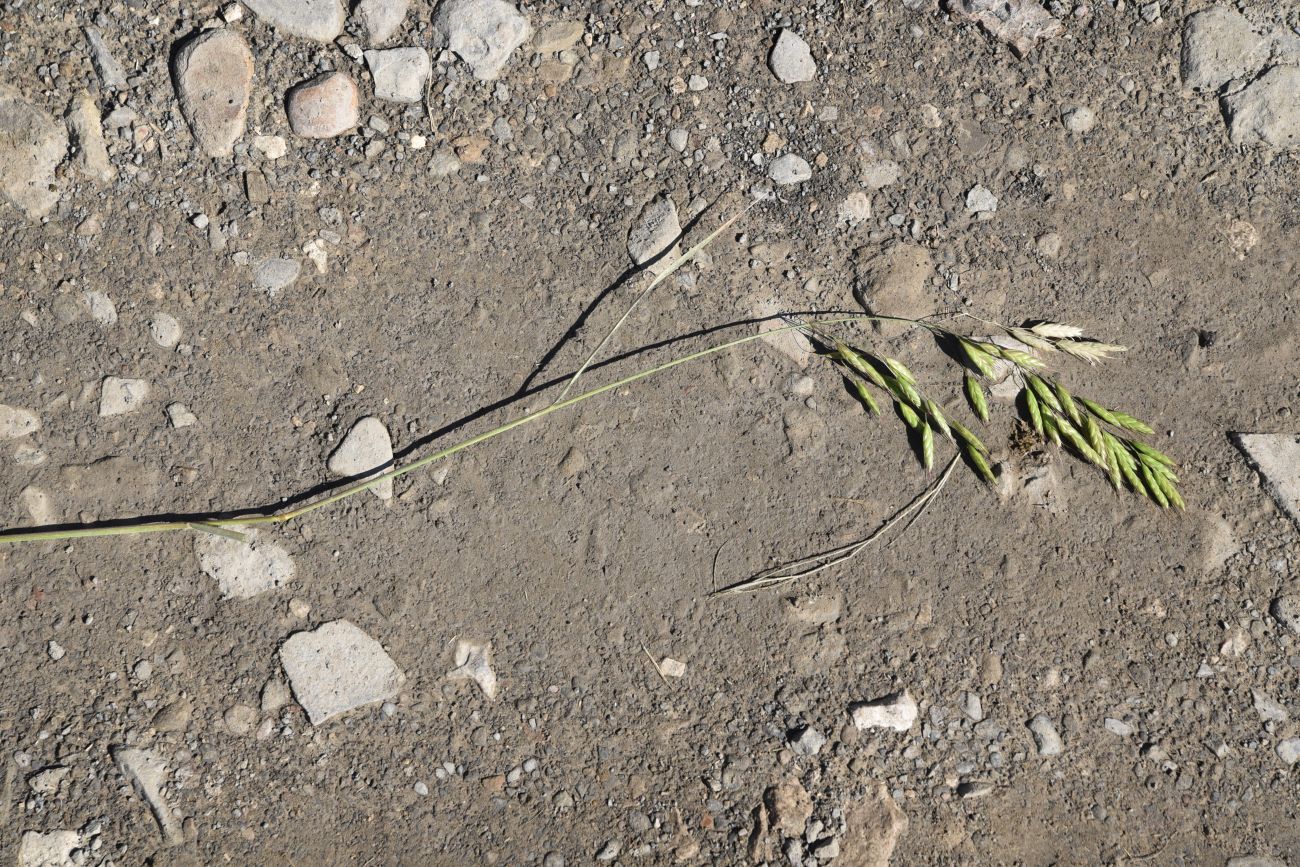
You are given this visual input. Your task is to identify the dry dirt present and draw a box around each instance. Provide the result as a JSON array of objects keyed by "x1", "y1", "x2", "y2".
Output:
[{"x1": 2, "y1": 0, "x2": 1299, "y2": 865}]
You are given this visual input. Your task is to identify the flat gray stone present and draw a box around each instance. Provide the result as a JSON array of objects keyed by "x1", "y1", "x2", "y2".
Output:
[
  {"x1": 356, "y1": 0, "x2": 410, "y2": 45},
  {"x1": 83, "y1": 26, "x2": 128, "y2": 88},
  {"x1": 66, "y1": 91, "x2": 115, "y2": 183},
  {"x1": 626, "y1": 196, "x2": 681, "y2": 276},
  {"x1": 99, "y1": 376, "x2": 150, "y2": 416},
  {"x1": 365, "y1": 47, "x2": 431, "y2": 103},
  {"x1": 0, "y1": 404, "x2": 39, "y2": 439},
  {"x1": 112, "y1": 746, "x2": 183, "y2": 845},
  {"x1": 327, "y1": 416, "x2": 394, "y2": 499},
  {"x1": 254, "y1": 257, "x2": 302, "y2": 294},
  {"x1": 769, "y1": 153, "x2": 811, "y2": 185},
  {"x1": 1236, "y1": 433, "x2": 1300, "y2": 527},
  {"x1": 1028, "y1": 713, "x2": 1063, "y2": 755},
  {"x1": 286, "y1": 72, "x2": 360, "y2": 139},
  {"x1": 0, "y1": 87, "x2": 66, "y2": 220},
  {"x1": 965, "y1": 184, "x2": 998, "y2": 213},
  {"x1": 17, "y1": 830, "x2": 81, "y2": 867},
  {"x1": 437, "y1": 0, "x2": 532, "y2": 81},
  {"x1": 768, "y1": 29, "x2": 816, "y2": 83},
  {"x1": 1179, "y1": 6, "x2": 1268, "y2": 91},
  {"x1": 195, "y1": 529, "x2": 295, "y2": 599},
  {"x1": 171, "y1": 29, "x2": 254, "y2": 157},
  {"x1": 1223, "y1": 66, "x2": 1300, "y2": 150},
  {"x1": 280, "y1": 620, "x2": 406, "y2": 724},
  {"x1": 243, "y1": 0, "x2": 345, "y2": 42}
]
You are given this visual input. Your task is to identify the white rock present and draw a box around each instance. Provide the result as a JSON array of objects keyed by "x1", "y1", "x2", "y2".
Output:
[
  {"x1": 0, "y1": 404, "x2": 39, "y2": 438},
  {"x1": 47, "y1": 640, "x2": 65, "y2": 661},
  {"x1": 768, "y1": 29, "x2": 816, "y2": 83},
  {"x1": 861, "y1": 159, "x2": 901, "y2": 189},
  {"x1": 961, "y1": 692, "x2": 984, "y2": 722},
  {"x1": 1271, "y1": 595, "x2": 1300, "y2": 635},
  {"x1": 1222, "y1": 66, "x2": 1300, "y2": 151},
  {"x1": 0, "y1": 87, "x2": 67, "y2": 220},
  {"x1": 365, "y1": 47, "x2": 431, "y2": 103},
  {"x1": 170, "y1": 29, "x2": 255, "y2": 158},
  {"x1": 626, "y1": 196, "x2": 682, "y2": 276},
  {"x1": 243, "y1": 0, "x2": 345, "y2": 41},
  {"x1": 688, "y1": 74, "x2": 708, "y2": 91},
  {"x1": 447, "y1": 639, "x2": 499, "y2": 699},
  {"x1": 429, "y1": 149, "x2": 462, "y2": 177},
  {"x1": 965, "y1": 184, "x2": 998, "y2": 213},
  {"x1": 836, "y1": 191, "x2": 871, "y2": 227},
  {"x1": 769, "y1": 153, "x2": 812, "y2": 185},
  {"x1": 1104, "y1": 717, "x2": 1134, "y2": 736},
  {"x1": 254, "y1": 257, "x2": 301, "y2": 294},
  {"x1": 328, "y1": 416, "x2": 395, "y2": 499},
  {"x1": 1236, "y1": 433, "x2": 1300, "y2": 527},
  {"x1": 1253, "y1": 689, "x2": 1289, "y2": 723},
  {"x1": 112, "y1": 746, "x2": 184, "y2": 845},
  {"x1": 659, "y1": 657, "x2": 687, "y2": 678},
  {"x1": 667, "y1": 128, "x2": 688, "y2": 152},
  {"x1": 166, "y1": 402, "x2": 197, "y2": 429},
  {"x1": 99, "y1": 376, "x2": 149, "y2": 416},
  {"x1": 195, "y1": 529, "x2": 295, "y2": 599},
  {"x1": 437, "y1": 0, "x2": 532, "y2": 81},
  {"x1": 253, "y1": 134, "x2": 287, "y2": 159},
  {"x1": 19, "y1": 486, "x2": 56, "y2": 525},
  {"x1": 1277, "y1": 737, "x2": 1300, "y2": 765},
  {"x1": 17, "y1": 830, "x2": 81, "y2": 867},
  {"x1": 281, "y1": 620, "x2": 407, "y2": 724},
  {"x1": 149, "y1": 312, "x2": 182, "y2": 348},
  {"x1": 850, "y1": 690, "x2": 918, "y2": 732},
  {"x1": 356, "y1": 0, "x2": 410, "y2": 45},
  {"x1": 1028, "y1": 714, "x2": 1063, "y2": 755},
  {"x1": 1179, "y1": 6, "x2": 1268, "y2": 91},
  {"x1": 1061, "y1": 105, "x2": 1097, "y2": 133},
  {"x1": 82, "y1": 290, "x2": 117, "y2": 325}
]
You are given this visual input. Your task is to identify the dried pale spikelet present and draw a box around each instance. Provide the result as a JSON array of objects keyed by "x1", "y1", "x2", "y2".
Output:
[
  {"x1": 1056, "y1": 339, "x2": 1128, "y2": 365},
  {"x1": 1005, "y1": 326, "x2": 1057, "y2": 353},
  {"x1": 1028, "y1": 321, "x2": 1086, "y2": 339}
]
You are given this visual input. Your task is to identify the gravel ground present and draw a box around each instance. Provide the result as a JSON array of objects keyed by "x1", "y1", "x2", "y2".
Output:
[{"x1": 1, "y1": 0, "x2": 1299, "y2": 864}]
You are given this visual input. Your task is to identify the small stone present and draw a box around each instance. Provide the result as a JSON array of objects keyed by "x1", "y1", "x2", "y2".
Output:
[
  {"x1": 688, "y1": 74, "x2": 708, "y2": 91},
  {"x1": 559, "y1": 446, "x2": 587, "y2": 477},
  {"x1": 1104, "y1": 717, "x2": 1135, "y2": 737},
  {"x1": 861, "y1": 160, "x2": 901, "y2": 189},
  {"x1": 789, "y1": 726, "x2": 827, "y2": 756},
  {"x1": 286, "y1": 72, "x2": 360, "y2": 139},
  {"x1": 841, "y1": 783, "x2": 907, "y2": 865},
  {"x1": 0, "y1": 404, "x2": 39, "y2": 439},
  {"x1": 152, "y1": 702, "x2": 191, "y2": 732},
  {"x1": 356, "y1": 0, "x2": 411, "y2": 45},
  {"x1": 171, "y1": 29, "x2": 254, "y2": 157},
  {"x1": 254, "y1": 257, "x2": 302, "y2": 294},
  {"x1": 1277, "y1": 738, "x2": 1300, "y2": 765},
  {"x1": 243, "y1": 0, "x2": 345, "y2": 41},
  {"x1": 627, "y1": 196, "x2": 682, "y2": 276},
  {"x1": 83, "y1": 26, "x2": 128, "y2": 88},
  {"x1": 149, "y1": 313, "x2": 181, "y2": 348},
  {"x1": 836, "y1": 192, "x2": 871, "y2": 227},
  {"x1": 659, "y1": 657, "x2": 687, "y2": 678},
  {"x1": 414, "y1": 781, "x2": 430, "y2": 796},
  {"x1": 19, "y1": 486, "x2": 56, "y2": 525},
  {"x1": 66, "y1": 91, "x2": 115, "y2": 184},
  {"x1": 195, "y1": 529, "x2": 295, "y2": 599},
  {"x1": 596, "y1": 840, "x2": 622, "y2": 862},
  {"x1": 1271, "y1": 595, "x2": 1300, "y2": 635},
  {"x1": 83, "y1": 290, "x2": 117, "y2": 325},
  {"x1": 1179, "y1": 6, "x2": 1268, "y2": 91},
  {"x1": 1036, "y1": 232, "x2": 1063, "y2": 258},
  {"x1": 948, "y1": 0, "x2": 1063, "y2": 57},
  {"x1": 0, "y1": 87, "x2": 67, "y2": 220},
  {"x1": 965, "y1": 184, "x2": 998, "y2": 213},
  {"x1": 289, "y1": 598, "x2": 312, "y2": 619},
  {"x1": 262, "y1": 678, "x2": 292, "y2": 713},
  {"x1": 1236, "y1": 434, "x2": 1300, "y2": 530},
  {"x1": 99, "y1": 377, "x2": 150, "y2": 416},
  {"x1": 327, "y1": 416, "x2": 395, "y2": 499},
  {"x1": 769, "y1": 154, "x2": 812, "y2": 185},
  {"x1": 643, "y1": 51, "x2": 660, "y2": 71},
  {"x1": 17, "y1": 830, "x2": 82, "y2": 867},
  {"x1": 1252, "y1": 689, "x2": 1289, "y2": 723},
  {"x1": 1223, "y1": 66, "x2": 1300, "y2": 150},
  {"x1": 47, "y1": 640, "x2": 65, "y2": 661},
  {"x1": 365, "y1": 47, "x2": 431, "y2": 103},
  {"x1": 536, "y1": 20, "x2": 583, "y2": 52},
  {"x1": 766, "y1": 778, "x2": 813, "y2": 837},
  {"x1": 447, "y1": 639, "x2": 499, "y2": 699},
  {"x1": 223, "y1": 3, "x2": 243, "y2": 22},
  {"x1": 429, "y1": 149, "x2": 462, "y2": 177},
  {"x1": 223, "y1": 704, "x2": 259, "y2": 736},
  {"x1": 112, "y1": 747, "x2": 183, "y2": 845},
  {"x1": 253, "y1": 135, "x2": 288, "y2": 159},
  {"x1": 1028, "y1": 714, "x2": 1063, "y2": 755},
  {"x1": 1061, "y1": 105, "x2": 1096, "y2": 133},
  {"x1": 960, "y1": 692, "x2": 984, "y2": 722},
  {"x1": 850, "y1": 690, "x2": 918, "y2": 732},
  {"x1": 27, "y1": 766, "x2": 71, "y2": 797},
  {"x1": 281, "y1": 620, "x2": 406, "y2": 725},
  {"x1": 667, "y1": 128, "x2": 688, "y2": 152},
  {"x1": 768, "y1": 29, "x2": 816, "y2": 83},
  {"x1": 438, "y1": 0, "x2": 532, "y2": 81},
  {"x1": 166, "y1": 403, "x2": 197, "y2": 429}
]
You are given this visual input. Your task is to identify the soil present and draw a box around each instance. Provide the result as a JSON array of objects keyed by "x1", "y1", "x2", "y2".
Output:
[{"x1": 2, "y1": 0, "x2": 1299, "y2": 865}]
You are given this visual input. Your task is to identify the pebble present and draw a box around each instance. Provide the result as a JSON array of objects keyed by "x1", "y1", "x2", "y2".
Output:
[
  {"x1": 365, "y1": 47, "x2": 431, "y2": 103},
  {"x1": 542, "y1": 854, "x2": 566, "y2": 867},
  {"x1": 447, "y1": 639, "x2": 499, "y2": 699},
  {"x1": 1061, "y1": 105, "x2": 1097, "y2": 134},
  {"x1": 356, "y1": 0, "x2": 410, "y2": 45},
  {"x1": 413, "y1": 781, "x2": 430, "y2": 796},
  {"x1": 965, "y1": 184, "x2": 998, "y2": 213},
  {"x1": 596, "y1": 840, "x2": 622, "y2": 861},
  {"x1": 850, "y1": 690, "x2": 918, "y2": 732},
  {"x1": 960, "y1": 692, "x2": 984, "y2": 722},
  {"x1": 166, "y1": 403, "x2": 198, "y2": 429},
  {"x1": 841, "y1": 783, "x2": 906, "y2": 864},
  {"x1": 171, "y1": 29, "x2": 254, "y2": 157},
  {"x1": 1270, "y1": 595, "x2": 1300, "y2": 635},
  {"x1": 280, "y1": 620, "x2": 406, "y2": 725},
  {"x1": 112, "y1": 746, "x2": 184, "y2": 845},
  {"x1": 1036, "y1": 232, "x2": 1063, "y2": 258},
  {"x1": 659, "y1": 657, "x2": 687, "y2": 678},
  {"x1": 1252, "y1": 689, "x2": 1289, "y2": 723},
  {"x1": 1223, "y1": 66, "x2": 1300, "y2": 150},
  {"x1": 133, "y1": 660, "x2": 153, "y2": 680},
  {"x1": 667, "y1": 128, "x2": 688, "y2": 152},
  {"x1": 836, "y1": 191, "x2": 871, "y2": 227},
  {"x1": 223, "y1": 704, "x2": 259, "y2": 736},
  {"x1": 766, "y1": 778, "x2": 812, "y2": 837},
  {"x1": 83, "y1": 26, "x2": 127, "y2": 89},
  {"x1": 768, "y1": 29, "x2": 816, "y2": 83},
  {"x1": 328, "y1": 416, "x2": 395, "y2": 499},
  {"x1": 286, "y1": 72, "x2": 360, "y2": 139},
  {"x1": 47, "y1": 640, "x2": 65, "y2": 661},
  {"x1": 194, "y1": 529, "x2": 296, "y2": 599},
  {"x1": 83, "y1": 290, "x2": 117, "y2": 325},
  {"x1": 262, "y1": 678, "x2": 292, "y2": 713},
  {"x1": 253, "y1": 135, "x2": 288, "y2": 159},
  {"x1": 1028, "y1": 714, "x2": 1063, "y2": 755},
  {"x1": 19, "y1": 486, "x2": 57, "y2": 525},
  {"x1": 0, "y1": 404, "x2": 40, "y2": 439},
  {"x1": 769, "y1": 153, "x2": 812, "y2": 185},
  {"x1": 149, "y1": 313, "x2": 182, "y2": 348},
  {"x1": 254, "y1": 257, "x2": 302, "y2": 294},
  {"x1": 243, "y1": 0, "x2": 345, "y2": 42},
  {"x1": 1277, "y1": 738, "x2": 1300, "y2": 765},
  {"x1": 861, "y1": 160, "x2": 901, "y2": 189},
  {"x1": 99, "y1": 376, "x2": 150, "y2": 416},
  {"x1": 0, "y1": 87, "x2": 67, "y2": 220},
  {"x1": 438, "y1": 0, "x2": 532, "y2": 81},
  {"x1": 1236, "y1": 434, "x2": 1300, "y2": 529},
  {"x1": 1179, "y1": 6, "x2": 1267, "y2": 91},
  {"x1": 957, "y1": 780, "x2": 994, "y2": 799},
  {"x1": 688, "y1": 74, "x2": 708, "y2": 91},
  {"x1": 66, "y1": 91, "x2": 115, "y2": 184},
  {"x1": 1103, "y1": 717, "x2": 1134, "y2": 737},
  {"x1": 627, "y1": 196, "x2": 682, "y2": 276},
  {"x1": 788, "y1": 725, "x2": 827, "y2": 756}
]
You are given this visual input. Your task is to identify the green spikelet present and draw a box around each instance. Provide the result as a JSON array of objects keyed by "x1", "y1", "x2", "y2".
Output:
[
  {"x1": 964, "y1": 373, "x2": 989, "y2": 422},
  {"x1": 846, "y1": 376, "x2": 880, "y2": 415}
]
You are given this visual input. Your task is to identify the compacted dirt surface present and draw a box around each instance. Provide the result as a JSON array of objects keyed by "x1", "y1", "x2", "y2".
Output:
[{"x1": 2, "y1": 0, "x2": 1299, "y2": 864}]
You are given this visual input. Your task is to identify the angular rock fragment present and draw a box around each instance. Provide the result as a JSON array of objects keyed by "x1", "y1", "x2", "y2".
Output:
[
  {"x1": 17, "y1": 830, "x2": 82, "y2": 867},
  {"x1": 1235, "y1": 433, "x2": 1300, "y2": 527},
  {"x1": 447, "y1": 639, "x2": 499, "y2": 699},
  {"x1": 947, "y1": 0, "x2": 1063, "y2": 57},
  {"x1": 195, "y1": 529, "x2": 295, "y2": 599},
  {"x1": 281, "y1": 620, "x2": 406, "y2": 724},
  {"x1": 1222, "y1": 66, "x2": 1300, "y2": 151},
  {"x1": 243, "y1": 0, "x2": 345, "y2": 42},
  {"x1": 0, "y1": 87, "x2": 67, "y2": 220},
  {"x1": 768, "y1": 29, "x2": 816, "y2": 83},
  {"x1": 99, "y1": 376, "x2": 149, "y2": 416},
  {"x1": 626, "y1": 196, "x2": 682, "y2": 276},
  {"x1": 66, "y1": 91, "x2": 115, "y2": 183},
  {"x1": 327, "y1": 416, "x2": 395, "y2": 499},
  {"x1": 0, "y1": 404, "x2": 40, "y2": 439},
  {"x1": 365, "y1": 47, "x2": 431, "y2": 103},
  {"x1": 171, "y1": 29, "x2": 254, "y2": 157},
  {"x1": 437, "y1": 0, "x2": 532, "y2": 81},
  {"x1": 1179, "y1": 6, "x2": 1268, "y2": 91},
  {"x1": 356, "y1": 0, "x2": 411, "y2": 46},
  {"x1": 841, "y1": 783, "x2": 908, "y2": 867},
  {"x1": 850, "y1": 690, "x2": 919, "y2": 732}
]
